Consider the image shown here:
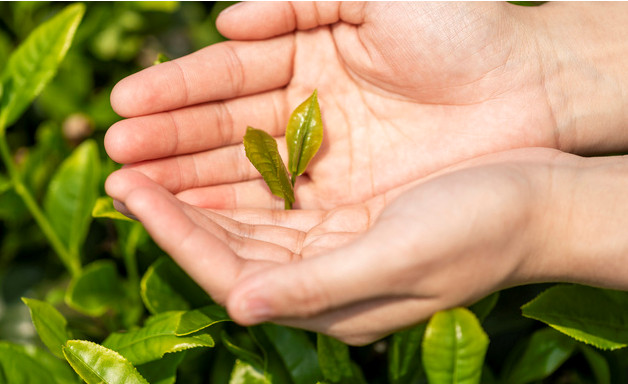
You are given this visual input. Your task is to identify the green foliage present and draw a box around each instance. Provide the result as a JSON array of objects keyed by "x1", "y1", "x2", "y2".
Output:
[{"x1": 1, "y1": 2, "x2": 628, "y2": 384}]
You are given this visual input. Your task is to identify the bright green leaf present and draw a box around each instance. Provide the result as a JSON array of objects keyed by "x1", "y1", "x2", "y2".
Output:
[
  {"x1": 317, "y1": 333, "x2": 365, "y2": 384},
  {"x1": 389, "y1": 322, "x2": 426, "y2": 384},
  {"x1": 175, "y1": 305, "x2": 231, "y2": 336},
  {"x1": 141, "y1": 256, "x2": 212, "y2": 315},
  {"x1": 286, "y1": 90, "x2": 323, "y2": 179},
  {"x1": 243, "y1": 127, "x2": 294, "y2": 205},
  {"x1": 92, "y1": 196, "x2": 134, "y2": 222},
  {"x1": 522, "y1": 284, "x2": 628, "y2": 350},
  {"x1": 63, "y1": 340, "x2": 148, "y2": 384},
  {"x1": 422, "y1": 307, "x2": 489, "y2": 384},
  {"x1": 0, "y1": 341, "x2": 79, "y2": 384},
  {"x1": 136, "y1": 352, "x2": 186, "y2": 384},
  {"x1": 502, "y1": 327, "x2": 576, "y2": 384},
  {"x1": 65, "y1": 260, "x2": 125, "y2": 317},
  {"x1": 44, "y1": 139, "x2": 100, "y2": 271},
  {"x1": 153, "y1": 53, "x2": 171, "y2": 65},
  {"x1": 103, "y1": 311, "x2": 215, "y2": 365},
  {"x1": 262, "y1": 324, "x2": 323, "y2": 383},
  {"x1": 21, "y1": 297, "x2": 69, "y2": 359},
  {"x1": 0, "y1": 3, "x2": 84, "y2": 129},
  {"x1": 230, "y1": 359, "x2": 271, "y2": 384}
]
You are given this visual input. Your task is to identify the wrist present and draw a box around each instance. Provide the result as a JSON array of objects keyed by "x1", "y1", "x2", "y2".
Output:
[{"x1": 530, "y1": 3, "x2": 628, "y2": 154}]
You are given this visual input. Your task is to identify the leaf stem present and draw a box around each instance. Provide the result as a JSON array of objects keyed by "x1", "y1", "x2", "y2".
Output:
[{"x1": 0, "y1": 130, "x2": 80, "y2": 276}]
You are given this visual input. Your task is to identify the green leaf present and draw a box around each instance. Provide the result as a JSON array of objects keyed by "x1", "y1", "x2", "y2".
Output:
[
  {"x1": 243, "y1": 127, "x2": 294, "y2": 204},
  {"x1": 153, "y1": 53, "x2": 171, "y2": 65},
  {"x1": 0, "y1": 341, "x2": 80, "y2": 384},
  {"x1": 63, "y1": 340, "x2": 148, "y2": 384},
  {"x1": 521, "y1": 284, "x2": 628, "y2": 350},
  {"x1": 230, "y1": 359, "x2": 271, "y2": 384},
  {"x1": 21, "y1": 297, "x2": 69, "y2": 359},
  {"x1": 44, "y1": 139, "x2": 100, "y2": 269},
  {"x1": 92, "y1": 196, "x2": 135, "y2": 222},
  {"x1": 502, "y1": 327, "x2": 576, "y2": 384},
  {"x1": 262, "y1": 324, "x2": 323, "y2": 383},
  {"x1": 286, "y1": 90, "x2": 323, "y2": 179},
  {"x1": 103, "y1": 311, "x2": 215, "y2": 365},
  {"x1": 388, "y1": 322, "x2": 426, "y2": 384},
  {"x1": 222, "y1": 331, "x2": 265, "y2": 370},
  {"x1": 469, "y1": 292, "x2": 499, "y2": 323},
  {"x1": 579, "y1": 345, "x2": 610, "y2": 384},
  {"x1": 0, "y1": 3, "x2": 84, "y2": 129},
  {"x1": 136, "y1": 352, "x2": 186, "y2": 384},
  {"x1": 422, "y1": 307, "x2": 489, "y2": 384},
  {"x1": 175, "y1": 304, "x2": 231, "y2": 336},
  {"x1": 65, "y1": 260, "x2": 125, "y2": 317},
  {"x1": 141, "y1": 256, "x2": 212, "y2": 315},
  {"x1": 317, "y1": 333, "x2": 365, "y2": 384}
]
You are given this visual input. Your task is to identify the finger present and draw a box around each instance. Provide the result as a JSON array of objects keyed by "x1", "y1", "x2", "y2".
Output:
[
  {"x1": 216, "y1": 2, "x2": 366, "y2": 40},
  {"x1": 110, "y1": 35, "x2": 294, "y2": 117},
  {"x1": 105, "y1": 90, "x2": 288, "y2": 164}
]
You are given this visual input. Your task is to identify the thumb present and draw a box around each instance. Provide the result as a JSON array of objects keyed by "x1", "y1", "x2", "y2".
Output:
[
  {"x1": 216, "y1": 2, "x2": 367, "y2": 40},
  {"x1": 226, "y1": 223, "x2": 408, "y2": 326}
]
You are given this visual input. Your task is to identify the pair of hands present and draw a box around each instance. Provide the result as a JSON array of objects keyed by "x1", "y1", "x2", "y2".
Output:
[{"x1": 105, "y1": 2, "x2": 628, "y2": 344}]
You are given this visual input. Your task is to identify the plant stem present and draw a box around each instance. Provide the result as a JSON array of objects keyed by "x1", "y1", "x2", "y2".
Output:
[{"x1": 0, "y1": 131, "x2": 80, "y2": 276}]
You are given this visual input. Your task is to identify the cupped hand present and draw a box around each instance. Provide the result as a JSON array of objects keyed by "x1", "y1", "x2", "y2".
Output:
[
  {"x1": 105, "y1": 2, "x2": 559, "y2": 210},
  {"x1": 106, "y1": 147, "x2": 588, "y2": 345}
]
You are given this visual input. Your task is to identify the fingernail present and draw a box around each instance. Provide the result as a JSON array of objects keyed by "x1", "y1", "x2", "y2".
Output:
[{"x1": 240, "y1": 297, "x2": 273, "y2": 324}]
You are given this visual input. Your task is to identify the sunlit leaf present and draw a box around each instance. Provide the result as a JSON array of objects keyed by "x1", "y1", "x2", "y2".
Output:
[
  {"x1": 502, "y1": 327, "x2": 576, "y2": 384},
  {"x1": 22, "y1": 297, "x2": 69, "y2": 359},
  {"x1": 103, "y1": 311, "x2": 215, "y2": 365},
  {"x1": 63, "y1": 340, "x2": 148, "y2": 384},
  {"x1": 92, "y1": 196, "x2": 134, "y2": 222},
  {"x1": 522, "y1": 284, "x2": 628, "y2": 350},
  {"x1": 175, "y1": 305, "x2": 231, "y2": 336},
  {"x1": 262, "y1": 324, "x2": 323, "y2": 383},
  {"x1": 65, "y1": 260, "x2": 125, "y2": 317},
  {"x1": 0, "y1": 341, "x2": 79, "y2": 384},
  {"x1": 317, "y1": 333, "x2": 365, "y2": 384},
  {"x1": 389, "y1": 322, "x2": 426, "y2": 384},
  {"x1": 230, "y1": 359, "x2": 270, "y2": 384},
  {"x1": 0, "y1": 3, "x2": 84, "y2": 129},
  {"x1": 243, "y1": 127, "x2": 294, "y2": 204},
  {"x1": 422, "y1": 308, "x2": 489, "y2": 384},
  {"x1": 286, "y1": 90, "x2": 323, "y2": 179}
]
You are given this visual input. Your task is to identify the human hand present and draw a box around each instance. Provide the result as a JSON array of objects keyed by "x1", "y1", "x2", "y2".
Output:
[
  {"x1": 107, "y1": 147, "x2": 628, "y2": 344},
  {"x1": 106, "y1": 2, "x2": 570, "y2": 210}
]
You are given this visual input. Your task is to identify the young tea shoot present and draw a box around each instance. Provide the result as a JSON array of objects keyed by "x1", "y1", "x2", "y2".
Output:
[{"x1": 244, "y1": 90, "x2": 323, "y2": 209}]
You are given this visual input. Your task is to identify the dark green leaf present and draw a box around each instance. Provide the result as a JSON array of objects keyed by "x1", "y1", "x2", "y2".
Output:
[
  {"x1": 136, "y1": 352, "x2": 186, "y2": 384},
  {"x1": 521, "y1": 284, "x2": 628, "y2": 350},
  {"x1": 92, "y1": 196, "x2": 134, "y2": 222},
  {"x1": 44, "y1": 139, "x2": 100, "y2": 271},
  {"x1": 65, "y1": 260, "x2": 125, "y2": 317},
  {"x1": 222, "y1": 330, "x2": 265, "y2": 369},
  {"x1": 230, "y1": 359, "x2": 271, "y2": 384},
  {"x1": 317, "y1": 333, "x2": 365, "y2": 384},
  {"x1": 63, "y1": 340, "x2": 148, "y2": 384},
  {"x1": 502, "y1": 327, "x2": 576, "y2": 384},
  {"x1": 21, "y1": 297, "x2": 69, "y2": 359},
  {"x1": 243, "y1": 127, "x2": 294, "y2": 204},
  {"x1": 469, "y1": 292, "x2": 499, "y2": 323},
  {"x1": 141, "y1": 256, "x2": 212, "y2": 315},
  {"x1": 248, "y1": 326, "x2": 294, "y2": 384},
  {"x1": 0, "y1": 3, "x2": 84, "y2": 129},
  {"x1": 422, "y1": 307, "x2": 489, "y2": 384},
  {"x1": 0, "y1": 341, "x2": 79, "y2": 384},
  {"x1": 286, "y1": 90, "x2": 323, "y2": 178},
  {"x1": 580, "y1": 345, "x2": 610, "y2": 384},
  {"x1": 388, "y1": 322, "x2": 426, "y2": 384},
  {"x1": 262, "y1": 324, "x2": 323, "y2": 383},
  {"x1": 103, "y1": 311, "x2": 215, "y2": 365},
  {"x1": 175, "y1": 305, "x2": 231, "y2": 336}
]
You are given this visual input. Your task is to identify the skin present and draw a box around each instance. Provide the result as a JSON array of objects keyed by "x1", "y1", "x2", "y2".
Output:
[{"x1": 105, "y1": 2, "x2": 628, "y2": 344}]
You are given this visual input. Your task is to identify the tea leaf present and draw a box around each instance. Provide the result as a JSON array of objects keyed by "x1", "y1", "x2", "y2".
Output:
[
  {"x1": 389, "y1": 322, "x2": 426, "y2": 384},
  {"x1": 176, "y1": 305, "x2": 231, "y2": 336},
  {"x1": 44, "y1": 139, "x2": 100, "y2": 272},
  {"x1": 222, "y1": 331, "x2": 265, "y2": 369},
  {"x1": 317, "y1": 333, "x2": 366, "y2": 384},
  {"x1": 65, "y1": 260, "x2": 126, "y2": 317},
  {"x1": 103, "y1": 311, "x2": 216, "y2": 365},
  {"x1": 522, "y1": 284, "x2": 628, "y2": 350},
  {"x1": 92, "y1": 196, "x2": 135, "y2": 222},
  {"x1": 230, "y1": 359, "x2": 271, "y2": 384},
  {"x1": 286, "y1": 90, "x2": 323, "y2": 180},
  {"x1": 0, "y1": 3, "x2": 84, "y2": 129},
  {"x1": 141, "y1": 256, "x2": 212, "y2": 315},
  {"x1": 469, "y1": 292, "x2": 500, "y2": 323},
  {"x1": 579, "y1": 345, "x2": 611, "y2": 384},
  {"x1": 22, "y1": 297, "x2": 70, "y2": 359},
  {"x1": 136, "y1": 352, "x2": 186, "y2": 384},
  {"x1": 243, "y1": 127, "x2": 294, "y2": 205},
  {"x1": 422, "y1": 307, "x2": 489, "y2": 384},
  {"x1": 502, "y1": 327, "x2": 576, "y2": 384},
  {"x1": 63, "y1": 340, "x2": 149, "y2": 384},
  {"x1": 0, "y1": 341, "x2": 80, "y2": 384}
]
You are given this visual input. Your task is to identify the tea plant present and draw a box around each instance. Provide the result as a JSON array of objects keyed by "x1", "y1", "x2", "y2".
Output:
[{"x1": 2, "y1": 3, "x2": 628, "y2": 384}]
